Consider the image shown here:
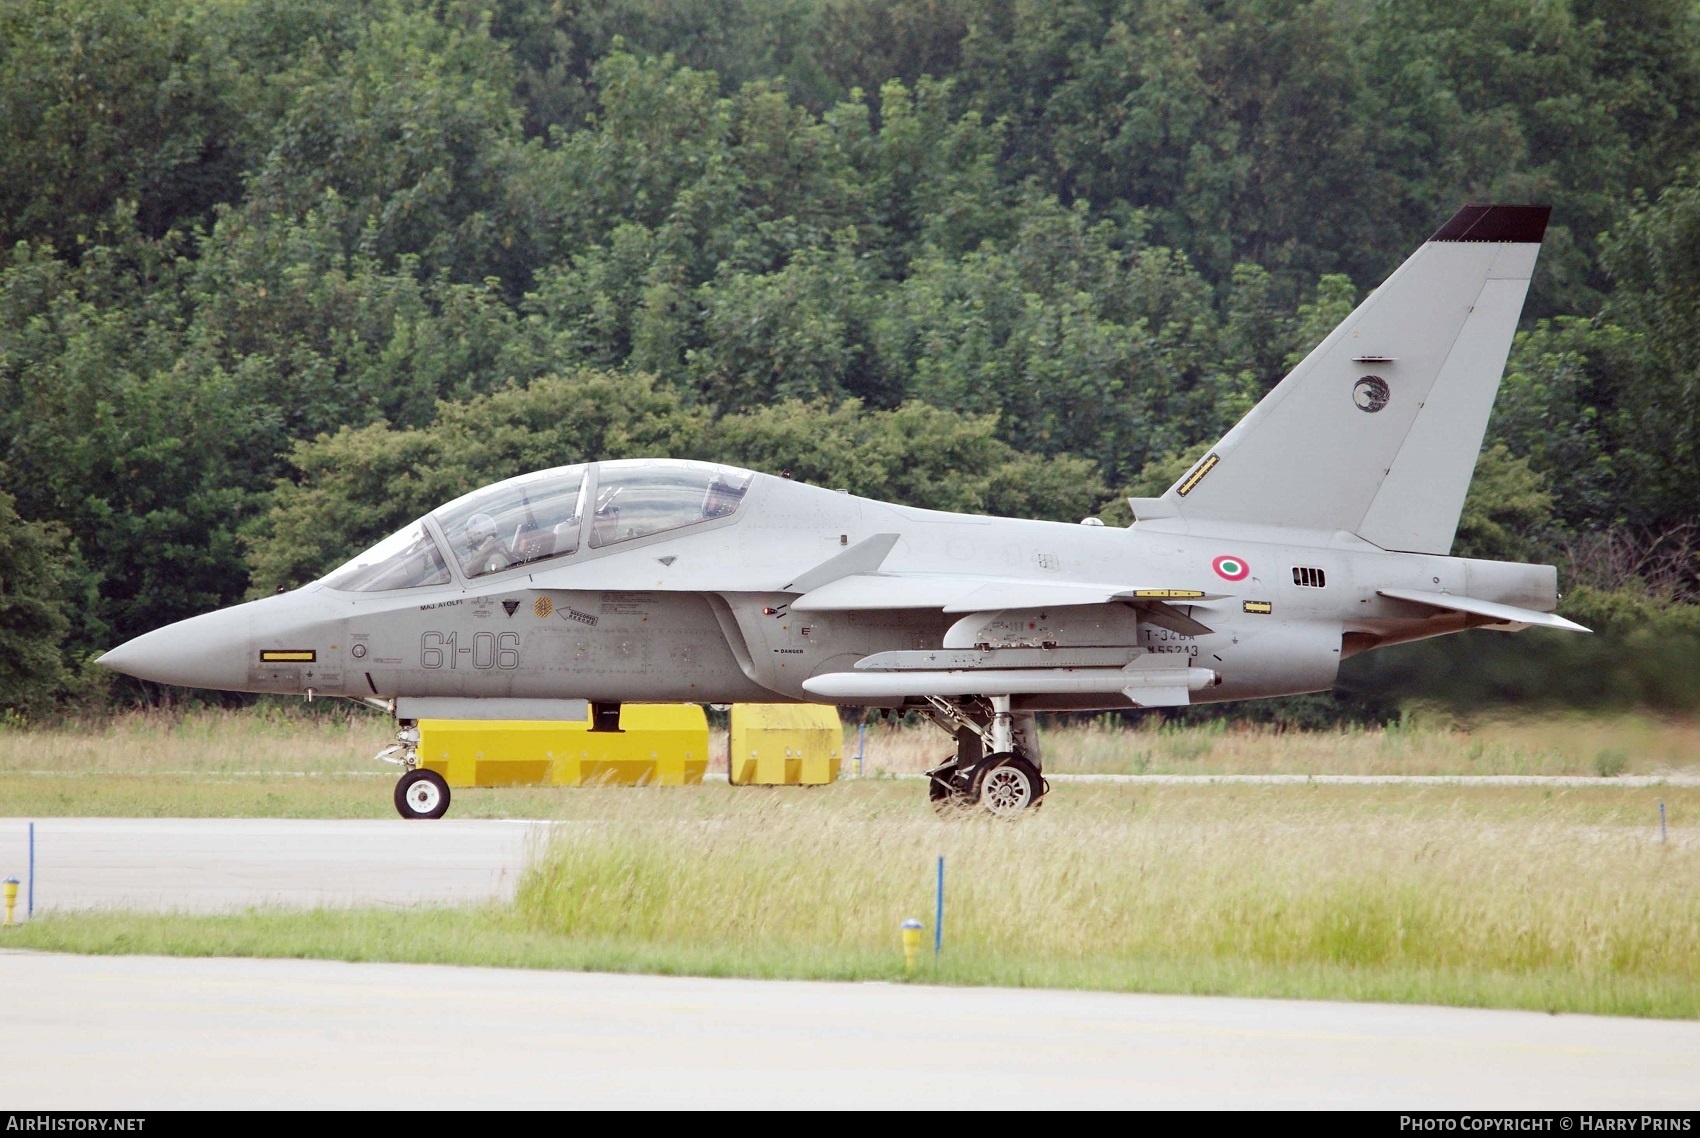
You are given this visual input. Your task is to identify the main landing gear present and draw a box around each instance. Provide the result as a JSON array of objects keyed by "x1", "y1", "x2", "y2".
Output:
[
  {"x1": 376, "y1": 721, "x2": 453, "y2": 820},
  {"x1": 922, "y1": 695, "x2": 1048, "y2": 818}
]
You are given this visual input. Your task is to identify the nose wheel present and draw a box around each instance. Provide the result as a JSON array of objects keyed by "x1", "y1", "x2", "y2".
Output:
[{"x1": 395, "y1": 768, "x2": 451, "y2": 820}]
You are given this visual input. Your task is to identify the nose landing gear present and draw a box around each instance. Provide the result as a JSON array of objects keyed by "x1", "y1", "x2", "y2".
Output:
[
  {"x1": 376, "y1": 720, "x2": 452, "y2": 820},
  {"x1": 395, "y1": 768, "x2": 451, "y2": 820},
  {"x1": 922, "y1": 696, "x2": 1047, "y2": 817}
]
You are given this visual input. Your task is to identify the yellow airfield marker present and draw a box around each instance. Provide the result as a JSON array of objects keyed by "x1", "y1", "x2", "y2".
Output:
[
  {"x1": 3, "y1": 877, "x2": 17, "y2": 925},
  {"x1": 901, "y1": 918, "x2": 923, "y2": 972}
]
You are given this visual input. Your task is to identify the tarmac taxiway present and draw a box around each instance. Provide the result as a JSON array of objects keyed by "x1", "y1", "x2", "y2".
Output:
[
  {"x1": 0, "y1": 817, "x2": 547, "y2": 911},
  {"x1": 4, "y1": 950, "x2": 1698, "y2": 1109}
]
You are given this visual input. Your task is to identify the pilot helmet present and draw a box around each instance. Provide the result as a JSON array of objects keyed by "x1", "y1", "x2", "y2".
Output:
[{"x1": 465, "y1": 512, "x2": 499, "y2": 546}]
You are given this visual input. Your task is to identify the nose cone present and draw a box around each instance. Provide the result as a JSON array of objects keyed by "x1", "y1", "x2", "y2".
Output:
[
  {"x1": 97, "y1": 605, "x2": 257, "y2": 690},
  {"x1": 97, "y1": 591, "x2": 333, "y2": 693}
]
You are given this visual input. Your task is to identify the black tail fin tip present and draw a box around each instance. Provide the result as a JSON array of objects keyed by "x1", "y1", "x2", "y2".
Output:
[{"x1": 1429, "y1": 204, "x2": 1551, "y2": 243}]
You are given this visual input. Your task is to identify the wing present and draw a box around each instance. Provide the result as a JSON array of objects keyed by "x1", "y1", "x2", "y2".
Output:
[{"x1": 788, "y1": 573, "x2": 1222, "y2": 614}]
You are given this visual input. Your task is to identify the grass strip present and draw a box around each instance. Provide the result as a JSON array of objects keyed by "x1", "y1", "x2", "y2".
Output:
[{"x1": 8, "y1": 906, "x2": 1698, "y2": 1020}]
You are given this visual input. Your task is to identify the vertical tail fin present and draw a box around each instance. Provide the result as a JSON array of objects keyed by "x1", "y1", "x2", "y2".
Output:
[{"x1": 1133, "y1": 205, "x2": 1549, "y2": 554}]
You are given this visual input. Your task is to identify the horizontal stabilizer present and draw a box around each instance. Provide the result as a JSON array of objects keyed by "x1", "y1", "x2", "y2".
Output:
[{"x1": 1377, "y1": 589, "x2": 1590, "y2": 632}]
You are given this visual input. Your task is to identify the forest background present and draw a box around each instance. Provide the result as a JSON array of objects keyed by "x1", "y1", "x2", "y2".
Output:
[{"x1": 1, "y1": 0, "x2": 1697, "y2": 724}]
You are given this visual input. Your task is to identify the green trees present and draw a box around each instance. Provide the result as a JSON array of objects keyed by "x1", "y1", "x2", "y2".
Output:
[
  {"x1": 2, "y1": 0, "x2": 1699, "y2": 716},
  {"x1": 0, "y1": 0, "x2": 248, "y2": 250},
  {"x1": 238, "y1": 2, "x2": 526, "y2": 284},
  {"x1": 1595, "y1": 173, "x2": 1700, "y2": 533},
  {"x1": 0, "y1": 488, "x2": 76, "y2": 718},
  {"x1": 0, "y1": 221, "x2": 272, "y2": 650}
]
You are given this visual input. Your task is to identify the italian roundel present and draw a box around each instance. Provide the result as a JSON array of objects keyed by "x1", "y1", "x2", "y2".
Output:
[{"x1": 1212, "y1": 554, "x2": 1251, "y2": 582}]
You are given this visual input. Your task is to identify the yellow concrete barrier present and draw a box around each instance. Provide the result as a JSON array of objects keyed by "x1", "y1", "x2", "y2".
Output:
[
  {"x1": 419, "y1": 704, "x2": 708, "y2": 788},
  {"x1": 728, "y1": 703, "x2": 842, "y2": 785}
]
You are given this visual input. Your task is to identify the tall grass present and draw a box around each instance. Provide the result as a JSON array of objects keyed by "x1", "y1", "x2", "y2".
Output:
[
  {"x1": 0, "y1": 704, "x2": 392, "y2": 775},
  {"x1": 515, "y1": 784, "x2": 1700, "y2": 1011},
  {"x1": 4, "y1": 705, "x2": 1696, "y2": 780},
  {"x1": 853, "y1": 711, "x2": 1700, "y2": 777},
  {"x1": 2, "y1": 706, "x2": 1695, "y2": 822}
]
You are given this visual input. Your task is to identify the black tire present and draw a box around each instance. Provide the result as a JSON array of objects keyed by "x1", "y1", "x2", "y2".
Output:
[
  {"x1": 395, "y1": 769, "x2": 451, "y2": 820},
  {"x1": 928, "y1": 761, "x2": 966, "y2": 815},
  {"x1": 955, "y1": 725, "x2": 984, "y2": 768},
  {"x1": 968, "y1": 754, "x2": 1044, "y2": 817}
]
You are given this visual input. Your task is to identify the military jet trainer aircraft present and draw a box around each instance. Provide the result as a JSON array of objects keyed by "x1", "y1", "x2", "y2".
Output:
[{"x1": 100, "y1": 204, "x2": 1587, "y2": 818}]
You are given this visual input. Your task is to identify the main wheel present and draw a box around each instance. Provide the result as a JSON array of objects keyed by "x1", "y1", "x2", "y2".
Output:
[
  {"x1": 969, "y1": 755, "x2": 1044, "y2": 817},
  {"x1": 395, "y1": 769, "x2": 451, "y2": 820},
  {"x1": 928, "y1": 761, "x2": 966, "y2": 815}
]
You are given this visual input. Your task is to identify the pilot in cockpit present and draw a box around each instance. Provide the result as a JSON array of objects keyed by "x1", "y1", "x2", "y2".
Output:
[{"x1": 461, "y1": 512, "x2": 514, "y2": 575}]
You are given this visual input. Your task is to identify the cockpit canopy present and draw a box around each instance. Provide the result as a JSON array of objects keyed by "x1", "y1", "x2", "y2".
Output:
[
  {"x1": 319, "y1": 522, "x2": 452, "y2": 592},
  {"x1": 320, "y1": 459, "x2": 754, "y2": 592},
  {"x1": 435, "y1": 463, "x2": 591, "y2": 579}
]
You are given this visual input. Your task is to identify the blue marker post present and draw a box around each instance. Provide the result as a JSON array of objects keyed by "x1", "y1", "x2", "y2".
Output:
[
  {"x1": 1661, "y1": 801, "x2": 1668, "y2": 844},
  {"x1": 856, "y1": 723, "x2": 866, "y2": 778},
  {"x1": 934, "y1": 855, "x2": 944, "y2": 962},
  {"x1": 28, "y1": 821, "x2": 35, "y2": 917}
]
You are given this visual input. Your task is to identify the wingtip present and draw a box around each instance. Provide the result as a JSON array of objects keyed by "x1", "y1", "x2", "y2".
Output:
[{"x1": 1429, "y1": 204, "x2": 1551, "y2": 243}]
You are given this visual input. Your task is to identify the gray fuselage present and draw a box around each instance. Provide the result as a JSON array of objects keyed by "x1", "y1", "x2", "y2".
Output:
[{"x1": 106, "y1": 469, "x2": 1558, "y2": 714}]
